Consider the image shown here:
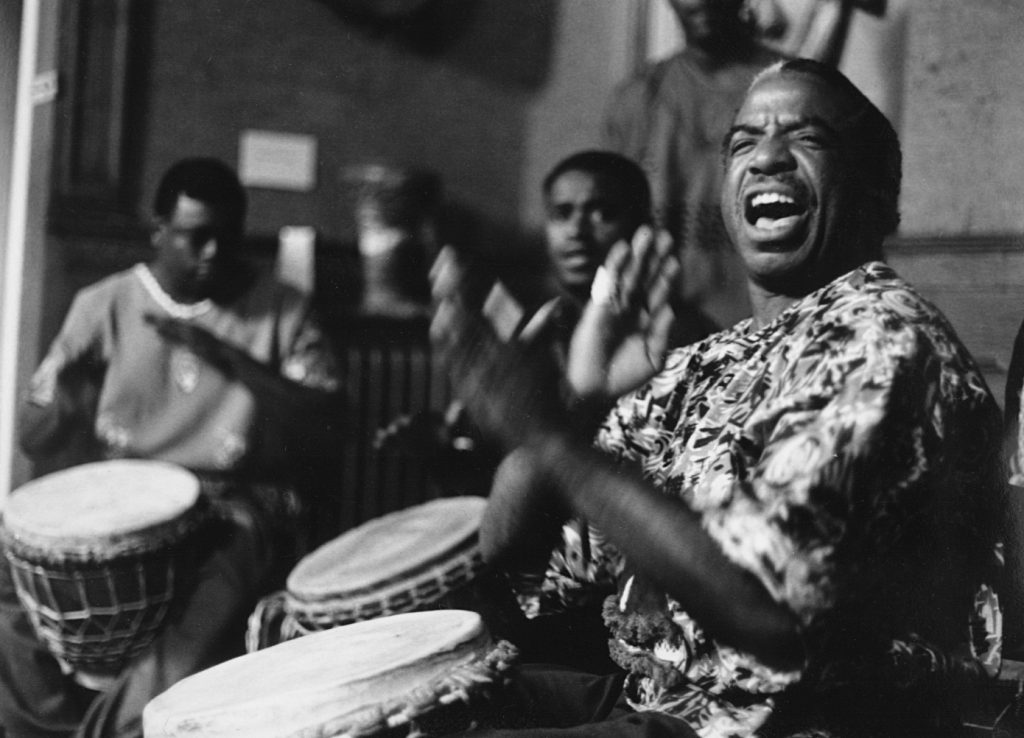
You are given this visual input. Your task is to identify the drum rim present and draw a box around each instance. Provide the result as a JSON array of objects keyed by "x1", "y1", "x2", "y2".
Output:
[
  {"x1": 284, "y1": 541, "x2": 485, "y2": 627},
  {"x1": 286, "y1": 496, "x2": 487, "y2": 600},
  {"x1": 0, "y1": 496, "x2": 209, "y2": 564},
  {"x1": 149, "y1": 609, "x2": 519, "y2": 738},
  {"x1": 332, "y1": 638, "x2": 518, "y2": 738},
  {"x1": 0, "y1": 460, "x2": 204, "y2": 561}
]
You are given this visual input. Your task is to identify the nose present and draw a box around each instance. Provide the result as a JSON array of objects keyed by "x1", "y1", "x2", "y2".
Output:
[
  {"x1": 749, "y1": 135, "x2": 797, "y2": 176},
  {"x1": 566, "y1": 207, "x2": 592, "y2": 238},
  {"x1": 198, "y1": 236, "x2": 218, "y2": 261}
]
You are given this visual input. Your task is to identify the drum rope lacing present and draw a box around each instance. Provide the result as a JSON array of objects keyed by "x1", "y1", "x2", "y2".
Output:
[
  {"x1": 327, "y1": 639, "x2": 520, "y2": 738},
  {"x1": 245, "y1": 549, "x2": 487, "y2": 651}
]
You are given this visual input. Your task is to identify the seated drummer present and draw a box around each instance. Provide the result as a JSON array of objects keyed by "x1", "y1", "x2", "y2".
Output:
[
  {"x1": 431, "y1": 59, "x2": 1006, "y2": 736},
  {"x1": 378, "y1": 150, "x2": 715, "y2": 492},
  {"x1": 0, "y1": 158, "x2": 344, "y2": 738}
]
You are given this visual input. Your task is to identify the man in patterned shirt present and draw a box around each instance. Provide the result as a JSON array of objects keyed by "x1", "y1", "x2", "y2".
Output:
[
  {"x1": 432, "y1": 60, "x2": 1005, "y2": 737},
  {"x1": 1, "y1": 158, "x2": 343, "y2": 738}
]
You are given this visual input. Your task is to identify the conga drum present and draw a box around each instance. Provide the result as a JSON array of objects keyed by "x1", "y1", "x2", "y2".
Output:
[
  {"x1": 145, "y1": 609, "x2": 518, "y2": 738},
  {"x1": 248, "y1": 496, "x2": 516, "y2": 650},
  {"x1": 0, "y1": 460, "x2": 208, "y2": 688}
]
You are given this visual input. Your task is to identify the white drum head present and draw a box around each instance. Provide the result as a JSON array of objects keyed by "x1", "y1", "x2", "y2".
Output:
[
  {"x1": 2, "y1": 460, "x2": 200, "y2": 556},
  {"x1": 144, "y1": 609, "x2": 492, "y2": 738},
  {"x1": 287, "y1": 496, "x2": 486, "y2": 600}
]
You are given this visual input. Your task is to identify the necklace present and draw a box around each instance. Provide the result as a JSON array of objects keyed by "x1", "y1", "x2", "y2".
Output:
[
  {"x1": 135, "y1": 264, "x2": 213, "y2": 320},
  {"x1": 136, "y1": 264, "x2": 210, "y2": 393}
]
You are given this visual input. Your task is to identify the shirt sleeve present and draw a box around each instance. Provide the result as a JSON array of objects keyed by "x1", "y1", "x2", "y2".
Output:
[
  {"x1": 23, "y1": 286, "x2": 110, "y2": 410},
  {"x1": 703, "y1": 320, "x2": 1000, "y2": 663},
  {"x1": 1004, "y1": 318, "x2": 1024, "y2": 485},
  {"x1": 17, "y1": 285, "x2": 112, "y2": 459}
]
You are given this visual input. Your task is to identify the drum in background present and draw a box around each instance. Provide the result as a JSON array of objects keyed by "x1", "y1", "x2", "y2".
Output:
[
  {"x1": 248, "y1": 495, "x2": 517, "y2": 650},
  {"x1": 0, "y1": 460, "x2": 207, "y2": 689},
  {"x1": 145, "y1": 609, "x2": 518, "y2": 738}
]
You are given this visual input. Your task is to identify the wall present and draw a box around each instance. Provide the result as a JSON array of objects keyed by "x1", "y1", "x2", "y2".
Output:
[
  {"x1": 888, "y1": 0, "x2": 1024, "y2": 404},
  {"x1": 133, "y1": 0, "x2": 561, "y2": 259},
  {"x1": 900, "y1": 0, "x2": 1024, "y2": 236}
]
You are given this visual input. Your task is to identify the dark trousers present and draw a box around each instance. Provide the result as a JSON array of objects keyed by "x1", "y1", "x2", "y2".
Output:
[{"x1": 454, "y1": 664, "x2": 699, "y2": 737}]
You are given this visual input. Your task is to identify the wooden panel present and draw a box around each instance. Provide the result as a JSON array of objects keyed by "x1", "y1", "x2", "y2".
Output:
[
  {"x1": 886, "y1": 235, "x2": 1024, "y2": 407},
  {"x1": 50, "y1": 0, "x2": 147, "y2": 237}
]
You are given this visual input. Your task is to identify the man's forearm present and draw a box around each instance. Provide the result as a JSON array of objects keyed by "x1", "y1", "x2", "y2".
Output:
[
  {"x1": 527, "y1": 431, "x2": 805, "y2": 671},
  {"x1": 479, "y1": 448, "x2": 569, "y2": 570},
  {"x1": 228, "y1": 350, "x2": 346, "y2": 457}
]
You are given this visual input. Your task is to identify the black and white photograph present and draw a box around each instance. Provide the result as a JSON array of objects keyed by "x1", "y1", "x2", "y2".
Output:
[{"x1": 0, "y1": 1, "x2": 1022, "y2": 736}]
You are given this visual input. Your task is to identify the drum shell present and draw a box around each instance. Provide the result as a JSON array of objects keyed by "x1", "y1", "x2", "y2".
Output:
[
  {"x1": 2, "y1": 512, "x2": 206, "y2": 677},
  {"x1": 246, "y1": 497, "x2": 525, "y2": 652},
  {"x1": 149, "y1": 610, "x2": 520, "y2": 738}
]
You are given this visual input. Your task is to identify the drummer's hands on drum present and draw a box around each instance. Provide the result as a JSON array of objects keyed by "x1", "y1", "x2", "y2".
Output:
[
  {"x1": 19, "y1": 350, "x2": 104, "y2": 456},
  {"x1": 430, "y1": 246, "x2": 565, "y2": 452},
  {"x1": 567, "y1": 226, "x2": 678, "y2": 403}
]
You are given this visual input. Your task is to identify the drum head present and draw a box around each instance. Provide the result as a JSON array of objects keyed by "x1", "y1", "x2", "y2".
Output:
[
  {"x1": 287, "y1": 496, "x2": 486, "y2": 601},
  {"x1": 1, "y1": 460, "x2": 200, "y2": 558},
  {"x1": 144, "y1": 609, "x2": 492, "y2": 738}
]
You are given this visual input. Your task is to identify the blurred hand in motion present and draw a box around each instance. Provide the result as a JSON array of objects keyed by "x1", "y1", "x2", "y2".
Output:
[
  {"x1": 430, "y1": 246, "x2": 566, "y2": 452},
  {"x1": 145, "y1": 314, "x2": 237, "y2": 375},
  {"x1": 374, "y1": 400, "x2": 475, "y2": 457},
  {"x1": 567, "y1": 226, "x2": 678, "y2": 403},
  {"x1": 374, "y1": 410, "x2": 448, "y2": 456}
]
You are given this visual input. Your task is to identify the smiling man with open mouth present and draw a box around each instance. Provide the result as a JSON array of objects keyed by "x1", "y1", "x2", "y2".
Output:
[{"x1": 721, "y1": 59, "x2": 897, "y2": 315}]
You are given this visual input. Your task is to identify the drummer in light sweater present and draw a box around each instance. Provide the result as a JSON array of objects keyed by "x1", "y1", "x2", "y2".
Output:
[{"x1": 1, "y1": 157, "x2": 344, "y2": 738}]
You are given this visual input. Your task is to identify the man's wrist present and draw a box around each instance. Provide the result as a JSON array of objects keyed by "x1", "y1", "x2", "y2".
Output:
[{"x1": 563, "y1": 385, "x2": 613, "y2": 438}]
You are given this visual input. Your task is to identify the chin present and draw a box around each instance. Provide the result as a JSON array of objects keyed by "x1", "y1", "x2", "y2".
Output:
[{"x1": 743, "y1": 248, "x2": 816, "y2": 291}]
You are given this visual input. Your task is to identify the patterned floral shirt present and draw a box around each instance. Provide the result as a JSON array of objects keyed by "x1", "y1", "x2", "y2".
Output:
[{"x1": 514, "y1": 262, "x2": 1004, "y2": 737}]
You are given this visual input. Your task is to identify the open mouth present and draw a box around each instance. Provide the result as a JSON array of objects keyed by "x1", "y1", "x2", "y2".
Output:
[{"x1": 744, "y1": 191, "x2": 808, "y2": 239}]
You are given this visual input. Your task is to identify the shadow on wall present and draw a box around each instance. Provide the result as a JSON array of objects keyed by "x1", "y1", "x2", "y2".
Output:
[{"x1": 311, "y1": 0, "x2": 558, "y2": 89}]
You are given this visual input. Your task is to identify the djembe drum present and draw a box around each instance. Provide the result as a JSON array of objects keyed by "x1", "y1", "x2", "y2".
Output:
[
  {"x1": 145, "y1": 609, "x2": 519, "y2": 737},
  {"x1": 247, "y1": 496, "x2": 516, "y2": 650},
  {"x1": 0, "y1": 460, "x2": 208, "y2": 689}
]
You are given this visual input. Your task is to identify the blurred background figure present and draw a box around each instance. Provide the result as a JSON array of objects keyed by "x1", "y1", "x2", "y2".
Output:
[
  {"x1": 376, "y1": 149, "x2": 712, "y2": 503},
  {"x1": 604, "y1": 0, "x2": 779, "y2": 329},
  {"x1": 345, "y1": 164, "x2": 441, "y2": 319}
]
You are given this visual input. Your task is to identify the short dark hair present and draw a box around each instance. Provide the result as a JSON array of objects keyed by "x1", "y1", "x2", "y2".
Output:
[
  {"x1": 747, "y1": 59, "x2": 902, "y2": 236},
  {"x1": 542, "y1": 150, "x2": 652, "y2": 230},
  {"x1": 153, "y1": 157, "x2": 247, "y2": 223}
]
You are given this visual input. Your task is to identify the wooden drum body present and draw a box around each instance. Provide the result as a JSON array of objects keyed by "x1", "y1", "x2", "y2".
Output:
[
  {"x1": 0, "y1": 460, "x2": 207, "y2": 686},
  {"x1": 146, "y1": 609, "x2": 518, "y2": 738},
  {"x1": 248, "y1": 496, "x2": 501, "y2": 650}
]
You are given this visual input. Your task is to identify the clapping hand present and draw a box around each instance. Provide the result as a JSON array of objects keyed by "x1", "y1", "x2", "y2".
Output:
[
  {"x1": 567, "y1": 226, "x2": 679, "y2": 402},
  {"x1": 430, "y1": 247, "x2": 565, "y2": 452}
]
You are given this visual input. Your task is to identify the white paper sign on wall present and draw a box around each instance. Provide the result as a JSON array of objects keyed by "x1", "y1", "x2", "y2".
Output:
[{"x1": 238, "y1": 130, "x2": 317, "y2": 191}]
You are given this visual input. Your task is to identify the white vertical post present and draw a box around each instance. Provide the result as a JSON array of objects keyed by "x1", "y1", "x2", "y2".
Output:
[{"x1": 0, "y1": 0, "x2": 41, "y2": 505}]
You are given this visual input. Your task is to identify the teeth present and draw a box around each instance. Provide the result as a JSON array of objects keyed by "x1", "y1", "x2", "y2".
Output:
[{"x1": 751, "y1": 192, "x2": 796, "y2": 208}]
